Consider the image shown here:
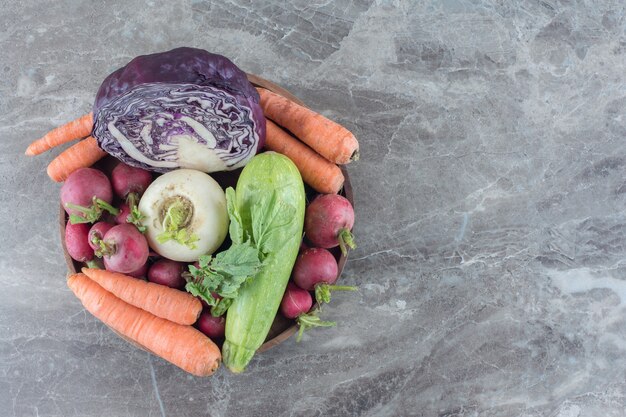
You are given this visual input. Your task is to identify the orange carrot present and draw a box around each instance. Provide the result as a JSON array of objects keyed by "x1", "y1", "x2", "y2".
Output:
[
  {"x1": 81, "y1": 268, "x2": 202, "y2": 326},
  {"x1": 25, "y1": 112, "x2": 94, "y2": 156},
  {"x1": 265, "y1": 119, "x2": 344, "y2": 194},
  {"x1": 46, "y1": 136, "x2": 107, "y2": 182},
  {"x1": 257, "y1": 88, "x2": 359, "y2": 165},
  {"x1": 67, "y1": 273, "x2": 220, "y2": 376}
]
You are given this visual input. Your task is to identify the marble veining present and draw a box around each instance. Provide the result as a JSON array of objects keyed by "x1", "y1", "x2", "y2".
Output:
[{"x1": 1, "y1": 0, "x2": 626, "y2": 416}]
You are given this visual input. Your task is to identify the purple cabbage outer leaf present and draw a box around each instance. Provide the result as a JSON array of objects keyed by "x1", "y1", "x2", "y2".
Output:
[
  {"x1": 93, "y1": 47, "x2": 265, "y2": 151},
  {"x1": 93, "y1": 82, "x2": 262, "y2": 173}
]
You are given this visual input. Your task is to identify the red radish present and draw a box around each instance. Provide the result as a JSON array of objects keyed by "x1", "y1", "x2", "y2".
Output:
[
  {"x1": 292, "y1": 248, "x2": 338, "y2": 291},
  {"x1": 111, "y1": 163, "x2": 152, "y2": 200},
  {"x1": 60, "y1": 168, "x2": 118, "y2": 224},
  {"x1": 88, "y1": 222, "x2": 114, "y2": 251},
  {"x1": 110, "y1": 163, "x2": 151, "y2": 232},
  {"x1": 127, "y1": 262, "x2": 149, "y2": 279},
  {"x1": 100, "y1": 224, "x2": 149, "y2": 274},
  {"x1": 194, "y1": 294, "x2": 223, "y2": 310},
  {"x1": 195, "y1": 312, "x2": 226, "y2": 340},
  {"x1": 61, "y1": 168, "x2": 112, "y2": 214},
  {"x1": 292, "y1": 247, "x2": 357, "y2": 308},
  {"x1": 304, "y1": 194, "x2": 356, "y2": 256},
  {"x1": 114, "y1": 201, "x2": 146, "y2": 232},
  {"x1": 114, "y1": 203, "x2": 131, "y2": 224},
  {"x1": 280, "y1": 282, "x2": 336, "y2": 342},
  {"x1": 280, "y1": 282, "x2": 313, "y2": 319},
  {"x1": 65, "y1": 222, "x2": 94, "y2": 263},
  {"x1": 148, "y1": 259, "x2": 186, "y2": 289}
]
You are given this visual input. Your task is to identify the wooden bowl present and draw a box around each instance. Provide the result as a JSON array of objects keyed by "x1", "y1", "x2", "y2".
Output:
[{"x1": 60, "y1": 74, "x2": 353, "y2": 354}]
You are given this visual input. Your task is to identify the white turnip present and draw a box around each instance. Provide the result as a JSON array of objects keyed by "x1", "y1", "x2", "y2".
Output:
[
  {"x1": 138, "y1": 169, "x2": 228, "y2": 262},
  {"x1": 100, "y1": 224, "x2": 149, "y2": 274},
  {"x1": 304, "y1": 194, "x2": 355, "y2": 256}
]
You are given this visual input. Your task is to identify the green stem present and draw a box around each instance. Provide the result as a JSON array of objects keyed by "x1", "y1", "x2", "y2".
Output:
[
  {"x1": 64, "y1": 203, "x2": 92, "y2": 215},
  {"x1": 125, "y1": 193, "x2": 146, "y2": 232},
  {"x1": 126, "y1": 192, "x2": 139, "y2": 208},
  {"x1": 181, "y1": 270, "x2": 194, "y2": 282},
  {"x1": 210, "y1": 298, "x2": 232, "y2": 317},
  {"x1": 66, "y1": 197, "x2": 119, "y2": 224},
  {"x1": 65, "y1": 203, "x2": 96, "y2": 224},
  {"x1": 92, "y1": 235, "x2": 116, "y2": 258},
  {"x1": 296, "y1": 311, "x2": 336, "y2": 342},
  {"x1": 314, "y1": 283, "x2": 358, "y2": 305},
  {"x1": 325, "y1": 285, "x2": 358, "y2": 292},
  {"x1": 337, "y1": 228, "x2": 356, "y2": 257},
  {"x1": 85, "y1": 259, "x2": 102, "y2": 269},
  {"x1": 95, "y1": 198, "x2": 119, "y2": 216},
  {"x1": 68, "y1": 213, "x2": 92, "y2": 224},
  {"x1": 156, "y1": 198, "x2": 198, "y2": 248}
]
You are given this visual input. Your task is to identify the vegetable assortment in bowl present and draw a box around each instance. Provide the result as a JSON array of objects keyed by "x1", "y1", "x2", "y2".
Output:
[{"x1": 28, "y1": 47, "x2": 359, "y2": 376}]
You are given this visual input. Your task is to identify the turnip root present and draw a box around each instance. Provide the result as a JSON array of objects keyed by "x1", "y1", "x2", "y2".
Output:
[
  {"x1": 304, "y1": 194, "x2": 355, "y2": 256},
  {"x1": 138, "y1": 169, "x2": 228, "y2": 262}
]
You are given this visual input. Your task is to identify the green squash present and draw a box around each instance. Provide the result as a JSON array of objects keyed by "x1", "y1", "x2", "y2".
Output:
[{"x1": 223, "y1": 152, "x2": 306, "y2": 373}]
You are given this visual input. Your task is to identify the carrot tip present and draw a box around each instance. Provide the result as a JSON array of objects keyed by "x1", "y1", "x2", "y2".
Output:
[{"x1": 46, "y1": 165, "x2": 62, "y2": 183}]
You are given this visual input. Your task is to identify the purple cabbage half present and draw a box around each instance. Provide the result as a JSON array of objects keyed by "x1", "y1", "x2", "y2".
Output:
[{"x1": 92, "y1": 47, "x2": 265, "y2": 173}]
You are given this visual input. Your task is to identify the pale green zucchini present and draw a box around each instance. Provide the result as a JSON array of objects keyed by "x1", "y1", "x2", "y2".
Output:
[{"x1": 223, "y1": 152, "x2": 306, "y2": 373}]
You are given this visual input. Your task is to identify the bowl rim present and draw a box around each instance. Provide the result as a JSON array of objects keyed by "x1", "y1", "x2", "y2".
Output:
[{"x1": 59, "y1": 73, "x2": 353, "y2": 353}]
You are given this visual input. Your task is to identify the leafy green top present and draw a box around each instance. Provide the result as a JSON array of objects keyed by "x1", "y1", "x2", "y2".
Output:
[
  {"x1": 185, "y1": 186, "x2": 297, "y2": 317},
  {"x1": 156, "y1": 198, "x2": 199, "y2": 248}
]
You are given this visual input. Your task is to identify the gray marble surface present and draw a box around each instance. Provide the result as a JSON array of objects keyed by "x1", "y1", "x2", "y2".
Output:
[{"x1": 1, "y1": 1, "x2": 626, "y2": 416}]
